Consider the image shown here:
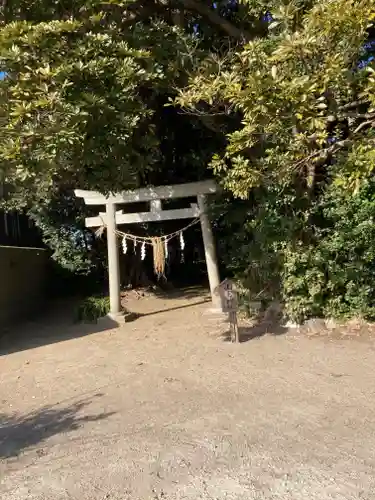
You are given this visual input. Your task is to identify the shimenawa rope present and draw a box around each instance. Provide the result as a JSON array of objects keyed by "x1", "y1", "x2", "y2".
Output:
[{"x1": 96, "y1": 217, "x2": 200, "y2": 277}]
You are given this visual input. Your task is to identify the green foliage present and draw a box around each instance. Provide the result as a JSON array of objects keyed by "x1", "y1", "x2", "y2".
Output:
[
  {"x1": 215, "y1": 184, "x2": 306, "y2": 305},
  {"x1": 0, "y1": 1, "x2": 211, "y2": 274},
  {"x1": 0, "y1": 5, "x2": 198, "y2": 209},
  {"x1": 178, "y1": 0, "x2": 375, "y2": 196},
  {"x1": 179, "y1": 0, "x2": 375, "y2": 322},
  {"x1": 75, "y1": 296, "x2": 110, "y2": 323},
  {"x1": 218, "y1": 177, "x2": 375, "y2": 323},
  {"x1": 28, "y1": 192, "x2": 99, "y2": 274},
  {"x1": 283, "y1": 180, "x2": 375, "y2": 321}
]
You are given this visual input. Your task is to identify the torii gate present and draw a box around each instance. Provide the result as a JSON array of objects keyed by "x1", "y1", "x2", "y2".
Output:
[{"x1": 75, "y1": 180, "x2": 221, "y2": 319}]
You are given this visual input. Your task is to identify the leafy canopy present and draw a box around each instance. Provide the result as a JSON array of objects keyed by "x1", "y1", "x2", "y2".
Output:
[
  {"x1": 0, "y1": 2, "x2": 199, "y2": 208},
  {"x1": 178, "y1": 0, "x2": 375, "y2": 196}
]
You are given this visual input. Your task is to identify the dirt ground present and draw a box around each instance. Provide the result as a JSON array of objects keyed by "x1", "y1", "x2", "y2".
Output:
[{"x1": 1, "y1": 288, "x2": 375, "y2": 500}]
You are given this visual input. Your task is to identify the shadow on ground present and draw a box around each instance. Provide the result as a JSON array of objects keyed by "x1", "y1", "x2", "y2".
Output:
[
  {"x1": 1, "y1": 287, "x2": 210, "y2": 355},
  {"x1": 148, "y1": 284, "x2": 209, "y2": 301},
  {"x1": 0, "y1": 395, "x2": 114, "y2": 459},
  {"x1": 124, "y1": 298, "x2": 211, "y2": 322},
  {"x1": 221, "y1": 317, "x2": 288, "y2": 343},
  {"x1": 0, "y1": 300, "x2": 119, "y2": 356}
]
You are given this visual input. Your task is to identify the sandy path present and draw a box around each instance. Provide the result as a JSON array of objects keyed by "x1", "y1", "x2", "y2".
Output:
[{"x1": 1, "y1": 291, "x2": 375, "y2": 499}]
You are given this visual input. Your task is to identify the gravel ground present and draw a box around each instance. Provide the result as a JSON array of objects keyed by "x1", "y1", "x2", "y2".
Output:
[{"x1": 1, "y1": 290, "x2": 375, "y2": 499}]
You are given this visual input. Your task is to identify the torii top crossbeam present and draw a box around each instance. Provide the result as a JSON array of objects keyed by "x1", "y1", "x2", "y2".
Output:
[{"x1": 75, "y1": 180, "x2": 217, "y2": 205}]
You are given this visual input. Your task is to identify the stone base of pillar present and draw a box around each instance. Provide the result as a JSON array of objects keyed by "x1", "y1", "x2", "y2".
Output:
[
  {"x1": 108, "y1": 311, "x2": 127, "y2": 324},
  {"x1": 203, "y1": 306, "x2": 226, "y2": 316},
  {"x1": 97, "y1": 312, "x2": 126, "y2": 328}
]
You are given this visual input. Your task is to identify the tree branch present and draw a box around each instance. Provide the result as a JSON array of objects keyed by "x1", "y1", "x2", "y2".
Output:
[
  {"x1": 107, "y1": 0, "x2": 250, "y2": 40},
  {"x1": 341, "y1": 112, "x2": 375, "y2": 120},
  {"x1": 294, "y1": 116, "x2": 375, "y2": 172},
  {"x1": 293, "y1": 126, "x2": 375, "y2": 172},
  {"x1": 175, "y1": 0, "x2": 250, "y2": 41},
  {"x1": 120, "y1": 0, "x2": 166, "y2": 25},
  {"x1": 353, "y1": 119, "x2": 375, "y2": 134},
  {"x1": 338, "y1": 99, "x2": 369, "y2": 112},
  {"x1": 293, "y1": 140, "x2": 352, "y2": 171}
]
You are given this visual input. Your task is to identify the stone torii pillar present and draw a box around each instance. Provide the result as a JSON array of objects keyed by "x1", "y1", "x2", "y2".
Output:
[
  {"x1": 75, "y1": 180, "x2": 221, "y2": 319},
  {"x1": 197, "y1": 194, "x2": 221, "y2": 309},
  {"x1": 105, "y1": 202, "x2": 122, "y2": 316}
]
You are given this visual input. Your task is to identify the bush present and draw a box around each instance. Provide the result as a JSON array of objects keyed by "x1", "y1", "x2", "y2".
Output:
[
  {"x1": 282, "y1": 180, "x2": 375, "y2": 322},
  {"x1": 75, "y1": 296, "x2": 110, "y2": 323},
  {"x1": 219, "y1": 176, "x2": 375, "y2": 323}
]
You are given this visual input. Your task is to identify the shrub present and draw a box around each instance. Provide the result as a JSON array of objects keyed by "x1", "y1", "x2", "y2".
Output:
[
  {"x1": 219, "y1": 177, "x2": 375, "y2": 323},
  {"x1": 75, "y1": 296, "x2": 110, "y2": 323},
  {"x1": 282, "y1": 180, "x2": 375, "y2": 322}
]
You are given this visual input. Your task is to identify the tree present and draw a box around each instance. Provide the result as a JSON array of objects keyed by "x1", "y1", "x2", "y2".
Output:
[
  {"x1": 1, "y1": 1, "x2": 263, "y2": 210},
  {"x1": 178, "y1": 0, "x2": 375, "y2": 195},
  {"x1": 0, "y1": 2, "x2": 204, "y2": 209},
  {"x1": 176, "y1": 0, "x2": 375, "y2": 321}
]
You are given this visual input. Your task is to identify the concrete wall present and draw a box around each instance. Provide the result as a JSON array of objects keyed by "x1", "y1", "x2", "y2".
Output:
[{"x1": 0, "y1": 246, "x2": 47, "y2": 326}]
